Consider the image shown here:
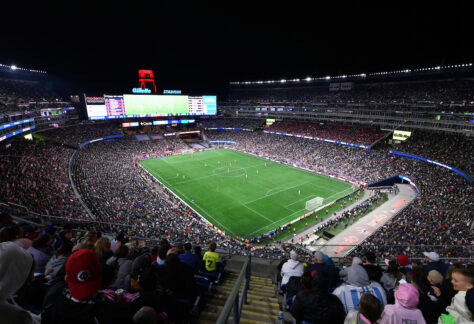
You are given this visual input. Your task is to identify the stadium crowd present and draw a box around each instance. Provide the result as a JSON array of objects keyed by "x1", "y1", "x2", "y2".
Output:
[
  {"x1": 40, "y1": 123, "x2": 124, "y2": 147},
  {"x1": 0, "y1": 220, "x2": 473, "y2": 323},
  {"x1": 228, "y1": 78, "x2": 474, "y2": 106},
  {"x1": 0, "y1": 138, "x2": 88, "y2": 220},
  {"x1": 265, "y1": 120, "x2": 386, "y2": 146},
  {"x1": 0, "y1": 78, "x2": 62, "y2": 115},
  {"x1": 199, "y1": 117, "x2": 264, "y2": 130},
  {"x1": 206, "y1": 130, "x2": 473, "y2": 257},
  {"x1": 1, "y1": 122, "x2": 472, "y2": 261}
]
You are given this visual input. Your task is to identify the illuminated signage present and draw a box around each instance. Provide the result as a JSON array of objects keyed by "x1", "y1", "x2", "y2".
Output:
[
  {"x1": 393, "y1": 130, "x2": 412, "y2": 141},
  {"x1": 132, "y1": 88, "x2": 152, "y2": 94},
  {"x1": 163, "y1": 90, "x2": 182, "y2": 94},
  {"x1": 266, "y1": 118, "x2": 276, "y2": 125}
]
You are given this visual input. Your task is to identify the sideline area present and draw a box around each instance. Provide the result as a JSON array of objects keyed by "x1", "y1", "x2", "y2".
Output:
[{"x1": 321, "y1": 184, "x2": 418, "y2": 257}]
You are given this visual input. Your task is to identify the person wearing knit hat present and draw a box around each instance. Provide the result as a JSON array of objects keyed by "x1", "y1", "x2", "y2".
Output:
[
  {"x1": 379, "y1": 283, "x2": 426, "y2": 324},
  {"x1": 423, "y1": 251, "x2": 450, "y2": 277},
  {"x1": 397, "y1": 254, "x2": 410, "y2": 267},
  {"x1": 281, "y1": 250, "x2": 304, "y2": 287},
  {"x1": 306, "y1": 251, "x2": 338, "y2": 288}
]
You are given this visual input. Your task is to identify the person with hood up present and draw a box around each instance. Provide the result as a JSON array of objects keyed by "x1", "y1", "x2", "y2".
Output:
[
  {"x1": 0, "y1": 241, "x2": 41, "y2": 324},
  {"x1": 379, "y1": 283, "x2": 426, "y2": 324},
  {"x1": 291, "y1": 270, "x2": 345, "y2": 324},
  {"x1": 333, "y1": 263, "x2": 387, "y2": 314},
  {"x1": 281, "y1": 250, "x2": 305, "y2": 287}
]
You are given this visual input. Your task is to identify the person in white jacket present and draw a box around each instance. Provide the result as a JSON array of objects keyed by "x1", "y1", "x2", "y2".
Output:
[
  {"x1": 0, "y1": 241, "x2": 41, "y2": 324},
  {"x1": 281, "y1": 250, "x2": 304, "y2": 286},
  {"x1": 438, "y1": 266, "x2": 474, "y2": 324}
]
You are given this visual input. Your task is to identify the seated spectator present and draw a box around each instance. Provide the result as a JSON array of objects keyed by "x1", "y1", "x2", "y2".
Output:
[
  {"x1": 111, "y1": 233, "x2": 126, "y2": 254},
  {"x1": 363, "y1": 251, "x2": 383, "y2": 283},
  {"x1": 133, "y1": 306, "x2": 157, "y2": 324},
  {"x1": 423, "y1": 252, "x2": 450, "y2": 277},
  {"x1": 27, "y1": 234, "x2": 54, "y2": 273},
  {"x1": 427, "y1": 270, "x2": 444, "y2": 302},
  {"x1": 109, "y1": 245, "x2": 133, "y2": 289},
  {"x1": 340, "y1": 257, "x2": 363, "y2": 281},
  {"x1": 438, "y1": 265, "x2": 474, "y2": 324},
  {"x1": 381, "y1": 259, "x2": 404, "y2": 291},
  {"x1": 42, "y1": 249, "x2": 132, "y2": 323},
  {"x1": 344, "y1": 293, "x2": 383, "y2": 324},
  {"x1": 396, "y1": 254, "x2": 412, "y2": 276},
  {"x1": 157, "y1": 253, "x2": 197, "y2": 304},
  {"x1": 179, "y1": 243, "x2": 200, "y2": 273},
  {"x1": 0, "y1": 241, "x2": 40, "y2": 324},
  {"x1": 466, "y1": 288, "x2": 474, "y2": 322},
  {"x1": 333, "y1": 263, "x2": 387, "y2": 313},
  {"x1": 411, "y1": 272, "x2": 441, "y2": 324},
  {"x1": 202, "y1": 241, "x2": 222, "y2": 276},
  {"x1": 95, "y1": 237, "x2": 113, "y2": 265},
  {"x1": 306, "y1": 251, "x2": 337, "y2": 288},
  {"x1": 290, "y1": 270, "x2": 345, "y2": 324},
  {"x1": 53, "y1": 224, "x2": 74, "y2": 250},
  {"x1": 379, "y1": 283, "x2": 426, "y2": 324},
  {"x1": 281, "y1": 250, "x2": 305, "y2": 287},
  {"x1": 45, "y1": 241, "x2": 73, "y2": 280},
  {"x1": 0, "y1": 224, "x2": 22, "y2": 243},
  {"x1": 0, "y1": 211, "x2": 13, "y2": 229},
  {"x1": 155, "y1": 245, "x2": 168, "y2": 266}
]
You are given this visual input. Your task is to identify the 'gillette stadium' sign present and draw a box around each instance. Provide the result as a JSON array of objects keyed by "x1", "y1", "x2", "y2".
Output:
[
  {"x1": 132, "y1": 88, "x2": 152, "y2": 94},
  {"x1": 163, "y1": 89, "x2": 182, "y2": 94}
]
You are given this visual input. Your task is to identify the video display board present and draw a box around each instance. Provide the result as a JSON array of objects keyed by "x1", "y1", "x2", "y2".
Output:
[
  {"x1": 85, "y1": 94, "x2": 216, "y2": 120},
  {"x1": 393, "y1": 130, "x2": 412, "y2": 141}
]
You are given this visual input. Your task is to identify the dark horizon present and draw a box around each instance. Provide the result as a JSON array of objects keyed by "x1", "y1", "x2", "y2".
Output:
[{"x1": 1, "y1": 1, "x2": 473, "y2": 96}]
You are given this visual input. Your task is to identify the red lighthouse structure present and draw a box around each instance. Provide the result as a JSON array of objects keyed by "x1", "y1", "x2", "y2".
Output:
[{"x1": 138, "y1": 69, "x2": 157, "y2": 93}]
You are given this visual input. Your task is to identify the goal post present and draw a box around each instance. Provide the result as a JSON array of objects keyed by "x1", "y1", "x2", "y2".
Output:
[{"x1": 305, "y1": 197, "x2": 324, "y2": 211}]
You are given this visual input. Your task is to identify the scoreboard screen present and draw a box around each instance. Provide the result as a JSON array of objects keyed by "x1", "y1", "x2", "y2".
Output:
[{"x1": 85, "y1": 94, "x2": 216, "y2": 120}]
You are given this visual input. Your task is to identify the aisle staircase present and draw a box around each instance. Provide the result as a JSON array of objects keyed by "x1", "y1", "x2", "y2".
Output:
[{"x1": 199, "y1": 271, "x2": 280, "y2": 323}]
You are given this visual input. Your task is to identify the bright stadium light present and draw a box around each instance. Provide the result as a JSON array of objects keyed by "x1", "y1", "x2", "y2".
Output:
[
  {"x1": 11, "y1": 65, "x2": 17, "y2": 70},
  {"x1": 325, "y1": 76, "x2": 330, "y2": 80},
  {"x1": 306, "y1": 77, "x2": 312, "y2": 81},
  {"x1": 280, "y1": 79, "x2": 286, "y2": 83}
]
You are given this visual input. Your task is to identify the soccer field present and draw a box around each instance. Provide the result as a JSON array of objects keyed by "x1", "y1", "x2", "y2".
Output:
[{"x1": 140, "y1": 149, "x2": 355, "y2": 238}]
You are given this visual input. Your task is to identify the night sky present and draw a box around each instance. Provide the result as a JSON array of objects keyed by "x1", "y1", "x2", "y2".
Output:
[{"x1": 1, "y1": 1, "x2": 472, "y2": 97}]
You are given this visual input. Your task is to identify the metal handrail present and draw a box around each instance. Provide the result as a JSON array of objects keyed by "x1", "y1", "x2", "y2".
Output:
[{"x1": 216, "y1": 254, "x2": 251, "y2": 324}]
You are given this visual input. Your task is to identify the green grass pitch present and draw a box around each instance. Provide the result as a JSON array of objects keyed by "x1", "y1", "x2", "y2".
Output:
[{"x1": 140, "y1": 149, "x2": 355, "y2": 238}]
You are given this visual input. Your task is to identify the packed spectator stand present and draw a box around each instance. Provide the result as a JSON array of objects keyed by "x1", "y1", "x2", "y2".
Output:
[{"x1": 0, "y1": 70, "x2": 473, "y2": 323}]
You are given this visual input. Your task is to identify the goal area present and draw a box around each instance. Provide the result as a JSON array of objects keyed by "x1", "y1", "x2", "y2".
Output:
[{"x1": 305, "y1": 197, "x2": 324, "y2": 211}]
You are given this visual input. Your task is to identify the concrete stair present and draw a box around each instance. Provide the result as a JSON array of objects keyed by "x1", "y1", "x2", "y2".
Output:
[{"x1": 199, "y1": 271, "x2": 280, "y2": 323}]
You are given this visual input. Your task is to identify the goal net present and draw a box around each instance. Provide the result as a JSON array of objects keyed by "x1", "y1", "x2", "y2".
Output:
[{"x1": 305, "y1": 197, "x2": 324, "y2": 211}]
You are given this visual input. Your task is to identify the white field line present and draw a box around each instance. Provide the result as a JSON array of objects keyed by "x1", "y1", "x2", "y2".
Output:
[
  {"x1": 241, "y1": 204, "x2": 274, "y2": 223},
  {"x1": 147, "y1": 166, "x2": 235, "y2": 235},
  {"x1": 171, "y1": 161, "x2": 266, "y2": 186},
  {"x1": 242, "y1": 180, "x2": 313, "y2": 205},
  {"x1": 246, "y1": 186, "x2": 356, "y2": 236}
]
